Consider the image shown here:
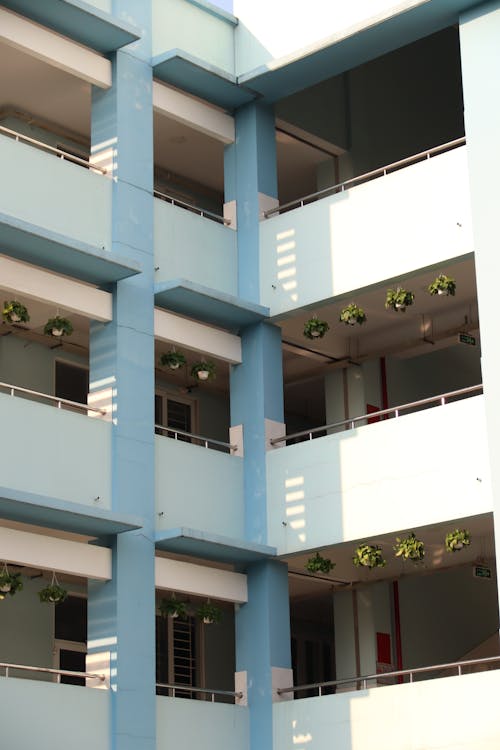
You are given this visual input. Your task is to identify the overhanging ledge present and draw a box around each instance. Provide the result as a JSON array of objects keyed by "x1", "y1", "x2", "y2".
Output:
[
  {"x1": 155, "y1": 279, "x2": 269, "y2": 332},
  {"x1": 0, "y1": 212, "x2": 141, "y2": 286},
  {"x1": 155, "y1": 528, "x2": 277, "y2": 565},
  {"x1": 0, "y1": 486, "x2": 143, "y2": 537},
  {"x1": 0, "y1": 0, "x2": 140, "y2": 53}
]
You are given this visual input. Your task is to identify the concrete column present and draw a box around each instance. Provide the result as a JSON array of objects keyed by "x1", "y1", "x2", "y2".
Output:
[
  {"x1": 87, "y1": 3, "x2": 156, "y2": 748},
  {"x1": 224, "y1": 101, "x2": 278, "y2": 303},
  {"x1": 235, "y1": 560, "x2": 292, "y2": 750},
  {"x1": 460, "y1": 1, "x2": 500, "y2": 615}
]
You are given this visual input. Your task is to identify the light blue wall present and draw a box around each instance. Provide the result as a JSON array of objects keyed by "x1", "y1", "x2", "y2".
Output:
[
  {"x1": 155, "y1": 437, "x2": 244, "y2": 538},
  {"x1": 152, "y1": 0, "x2": 236, "y2": 71},
  {"x1": 0, "y1": 134, "x2": 111, "y2": 250},
  {"x1": 154, "y1": 199, "x2": 237, "y2": 295},
  {"x1": 157, "y1": 697, "x2": 248, "y2": 750},
  {"x1": 0, "y1": 391, "x2": 111, "y2": 508},
  {"x1": 0, "y1": 677, "x2": 110, "y2": 750}
]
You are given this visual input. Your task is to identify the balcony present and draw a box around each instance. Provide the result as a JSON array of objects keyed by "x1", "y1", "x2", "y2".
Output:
[
  {"x1": 267, "y1": 390, "x2": 491, "y2": 555},
  {"x1": 260, "y1": 141, "x2": 474, "y2": 316},
  {"x1": 274, "y1": 664, "x2": 500, "y2": 750},
  {"x1": 155, "y1": 431, "x2": 244, "y2": 540},
  {"x1": 0, "y1": 385, "x2": 111, "y2": 512},
  {"x1": 157, "y1": 694, "x2": 248, "y2": 750},
  {"x1": 154, "y1": 195, "x2": 237, "y2": 296}
]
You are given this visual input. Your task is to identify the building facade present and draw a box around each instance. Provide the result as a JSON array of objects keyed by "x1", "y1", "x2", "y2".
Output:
[{"x1": 0, "y1": 0, "x2": 499, "y2": 748}]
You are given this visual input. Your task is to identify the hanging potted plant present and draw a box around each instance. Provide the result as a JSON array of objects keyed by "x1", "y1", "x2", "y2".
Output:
[
  {"x1": 339, "y1": 303, "x2": 367, "y2": 326},
  {"x1": 385, "y1": 287, "x2": 415, "y2": 312},
  {"x1": 2, "y1": 300, "x2": 30, "y2": 324},
  {"x1": 159, "y1": 597, "x2": 188, "y2": 619},
  {"x1": 305, "y1": 552, "x2": 335, "y2": 574},
  {"x1": 196, "y1": 601, "x2": 222, "y2": 625},
  {"x1": 0, "y1": 564, "x2": 23, "y2": 600},
  {"x1": 303, "y1": 316, "x2": 329, "y2": 340},
  {"x1": 393, "y1": 532, "x2": 425, "y2": 563},
  {"x1": 352, "y1": 544, "x2": 386, "y2": 569},
  {"x1": 191, "y1": 360, "x2": 216, "y2": 381},
  {"x1": 160, "y1": 350, "x2": 187, "y2": 370},
  {"x1": 427, "y1": 274, "x2": 456, "y2": 297},
  {"x1": 445, "y1": 528, "x2": 471, "y2": 553},
  {"x1": 44, "y1": 316, "x2": 73, "y2": 338},
  {"x1": 38, "y1": 573, "x2": 67, "y2": 604}
]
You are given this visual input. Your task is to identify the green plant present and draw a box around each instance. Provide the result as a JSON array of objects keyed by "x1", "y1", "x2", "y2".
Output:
[
  {"x1": 339, "y1": 303, "x2": 367, "y2": 326},
  {"x1": 197, "y1": 601, "x2": 222, "y2": 624},
  {"x1": 303, "y1": 317, "x2": 329, "y2": 339},
  {"x1": 38, "y1": 572, "x2": 67, "y2": 604},
  {"x1": 191, "y1": 360, "x2": 216, "y2": 381},
  {"x1": 445, "y1": 528, "x2": 471, "y2": 553},
  {"x1": 394, "y1": 532, "x2": 425, "y2": 562},
  {"x1": 427, "y1": 274, "x2": 456, "y2": 296},
  {"x1": 44, "y1": 316, "x2": 73, "y2": 338},
  {"x1": 159, "y1": 597, "x2": 188, "y2": 619},
  {"x1": 385, "y1": 287, "x2": 415, "y2": 312},
  {"x1": 160, "y1": 350, "x2": 187, "y2": 370},
  {"x1": 305, "y1": 552, "x2": 335, "y2": 574},
  {"x1": 0, "y1": 565, "x2": 23, "y2": 600},
  {"x1": 352, "y1": 544, "x2": 386, "y2": 569},
  {"x1": 2, "y1": 300, "x2": 30, "y2": 324}
]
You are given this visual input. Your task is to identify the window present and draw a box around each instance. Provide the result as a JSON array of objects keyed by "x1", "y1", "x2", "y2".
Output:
[
  {"x1": 156, "y1": 613, "x2": 198, "y2": 697},
  {"x1": 155, "y1": 393, "x2": 196, "y2": 441}
]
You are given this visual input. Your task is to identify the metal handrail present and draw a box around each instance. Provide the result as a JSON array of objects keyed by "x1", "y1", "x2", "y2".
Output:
[
  {"x1": 271, "y1": 384, "x2": 483, "y2": 446},
  {"x1": 154, "y1": 190, "x2": 231, "y2": 226},
  {"x1": 0, "y1": 661, "x2": 106, "y2": 683},
  {"x1": 0, "y1": 125, "x2": 106, "y2": 174},
  {"x1": 0, "y1": 380, "x2": 106, "y2": 417},
  {"x1": 157, "y1": 682, "x2": 242, "y2": 702},
  {"x1": 155, "y1": 423, "x2": 236, "y2": 453},
  {"x1": 264, "y1": 136, "x2": 466, "y2": 218},
  {"x1": 278, "y1": 655, "x2": 500, "y2": 696}
]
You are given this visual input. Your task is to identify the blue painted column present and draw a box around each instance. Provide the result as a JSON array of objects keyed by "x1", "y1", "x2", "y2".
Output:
[
  {"x1": 87, "y1": 2, "x2": 155, "y2": 749},
  {"x1": 224, "y1": 101, "x2": 278, "y2": 303},
  {"x1": 227, "y1": 103, "x2": 291, "y2": 750},
  {"x1": 460, "y1": 2, "x2": 500, "y2": 618}
]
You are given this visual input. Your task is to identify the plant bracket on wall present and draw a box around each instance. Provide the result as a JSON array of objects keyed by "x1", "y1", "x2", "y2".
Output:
[
  {"x1": 160, "y1": 350, "x2": 187, "y2": 370},
  {"x1": 159, "y1": 596, "x2": 188, "y2": 619},
  {"x1": 38, "y1": 572, "x2": 67, "y2": 604},
  {"x1": 428, "y1": 274, "x2": 456, "y2": 297},
  {"x1": 445, "y1": 528, "x2": 471, "y2": 553},
  {"x1": 191, "y1": 360, "x2": 216, "y2": 381},
  {"x1": 0, "y1": 563, "x2": 23, "y2": 600},
  {"x1": 2, "y1": 300, "x2": 30, "y2": 325},
  {"x1": 303, "y1": 316, "x2": 329, "y2": 339},
  {"x1": 393, "y1": 532, "x2": 425, "y2": 563},
  {"x1": 44, "y1": 315, "x2": 73, "y2": 338},
  {"x1": 339, "y1": 303, "x2": 367, "y2": 326},
  {"x1": 352, "y1": 544, "x2": 386, "y2": 569},
  {"x1": 305, "y1": 552, "x2": 335, "y2": 574},
  {"x1": 196, "y1": 601, "x2": 222, "y2": 625},
  {"x1": 385, "y1": 287, "x2": 415, "y2": 312}
]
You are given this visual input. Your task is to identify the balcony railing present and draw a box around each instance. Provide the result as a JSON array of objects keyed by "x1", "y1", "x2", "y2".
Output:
[
  {"x1": 0, "y1": 125, "x2": 106, "y2": 174},
  {"x1": 157, "y1": 682, "x2": 242, "y2": 703},
  {"x1": 271, "y1": 384, "x2": 482, "y2": 447},
  {"x1": 0, "y1": 661, "x2": 106, "y2": 685},
  {"x1": 278, "y1": 655, "x2": 500, "y2": 698},
  {"x1": 155, "y1": 424, "x2": 236, "y2": 453},
  {"x1": 0, "y1": 381, "x2": 106, "y2": 417},
  {"x1": 154, "y1": 190, "x2": 230, "y2": 226},
  {"x1": 265, "y1": 136, "x2": 466, "y2": 218}
]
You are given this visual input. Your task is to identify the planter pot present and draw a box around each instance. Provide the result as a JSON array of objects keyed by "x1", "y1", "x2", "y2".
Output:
[
  {"x1": 170, "y1": 612, "x2": 179, "y2": 619},
  {"x1": 9, "y1": 313, "x2": 21, "y2": 323},
  {"x1": 52, "y1": 328, "x2": 64, "y2": 337},
  {"x1": 348, "y1": 317, "x2": 357, "y2": 325},
  {"x1": 454, "y1": 542, "x2": 464, "y2": 550},
  {"x1": 0, "y1": 583, "x2": 11, "y2": 593},
  {"x1": 395, "y1": 303, "x2": 406, "y2": 311},
  {"x1": 169, "y1": 363, "x2": 181, "y2": 370},
  {"x1": 203, "y1": 617, "x2": 213, "y2": 625},
  {"x1": 197, "y1": 370, "x2": 210, "y2": 381},
  {"x1": 310, "y1": 330, "x2": 321, "y2": 338},
  {"x1": 437, "y1": 289, "x2": 449, "y2": 296}
]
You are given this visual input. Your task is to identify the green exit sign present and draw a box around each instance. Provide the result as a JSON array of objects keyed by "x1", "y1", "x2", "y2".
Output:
[
  {"x1": 473, "y1": 565, "x2": 492, "y2": 579},
  {"x1": 458, "y1": 333, "x2": 476, "y2": 346}
]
